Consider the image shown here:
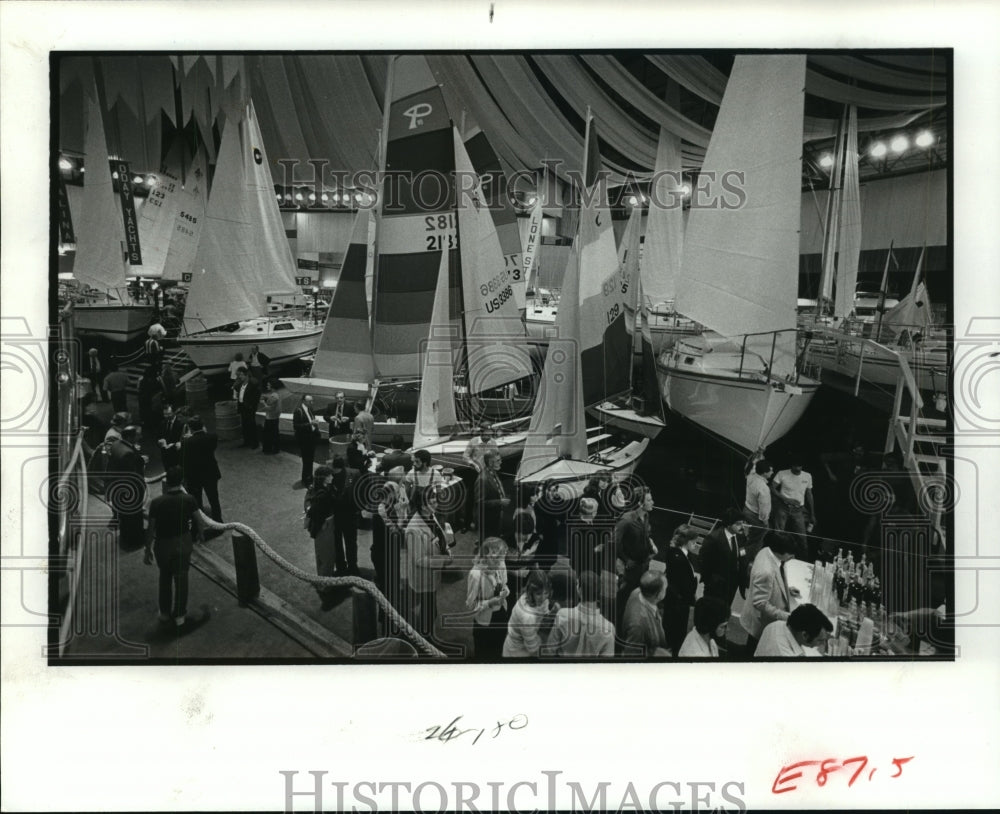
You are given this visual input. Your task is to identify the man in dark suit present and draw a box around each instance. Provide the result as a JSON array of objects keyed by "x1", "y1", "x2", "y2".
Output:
[
  {"x1": 107, "y1": 425, "x2": 147, "y2": 549},
  {"x1": 292, "y1": 394, "x2": 322, "y2": 486},
  {"x1": 84, "y1": 348, "x2": 106, "y2": 402},
  {"x1": 699, "y1": 507, "x2": 750, "y2": 609},
  {"x1": 323, "y1": 391, "x2": 355, "y2": 437},
  {"x1": 330, "y1": 455, "x2": 361, "y2": 575},
  {"x1": 232, "y1": 368, "x2": 260, "y2": 449},
  {"x1": 473, "y1": 449, "x2": 509, "y2": 542},
  {"x1": 181, "y1": 416, "x2": 223, "y2": 524},
  {"x1": 157, "y1": 403, "x2": 184, "y2": 470}
]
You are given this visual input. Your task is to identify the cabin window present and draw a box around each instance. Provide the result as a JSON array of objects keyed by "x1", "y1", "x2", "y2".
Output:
[
  {"x1": 273, "y1": 322, "x2": 293, "y2": 332},
  {"x1": 684, "y1": 356, "x2": 695, "y2": 364}
]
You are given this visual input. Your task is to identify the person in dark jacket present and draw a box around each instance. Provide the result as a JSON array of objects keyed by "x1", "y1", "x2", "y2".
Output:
[
  {"x1": 156, "y1": 403, "x2": 185, "y2": 470},
  {"x1": 699, "y1": 507, "x2": 750, "y2": 609},
  {"x1": 379, "y1": 434, "x2": 412, "y2": 474},
  {"x1": 292, "y1": 394, "x2": 321, "y2": 485},
  {"x1": 306, "y1": 465, "x2": 338, "y2": 608},
  {"x1": 107, "y1": 425, "x2": 147, "y2": 549},
  {"x1": 232, "y1": 368, "x2": 261, "y2": 449},
  {"x1": 330, "y1": 455, "x2": 361, "y2": 575},
  {"x1": 473, "y1": 449, "x2": 509, "y2": 543},
  {"x1": 662, "y1": 524, "x2": 701, "y2": 657},
  {"x1": 181, "y1": 416, "x2": 223, "y2": 524},
  {"x1": 137, "y1": 364, "x2": 162, "y2": 434}
]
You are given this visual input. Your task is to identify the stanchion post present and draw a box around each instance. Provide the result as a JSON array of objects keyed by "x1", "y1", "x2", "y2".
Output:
[{"x1": 231, "y1": 531, "x2": 261, "y2": 605}]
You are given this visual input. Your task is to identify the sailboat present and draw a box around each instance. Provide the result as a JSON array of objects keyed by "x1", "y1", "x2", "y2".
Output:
[
  {"x1": 588, "y1": 202, "x2": 666, "y2": 439},
  {"x1": 657, "y1": 55, "x2": 820, "y2": 453},
  {"x1": 516, "y1": 112, "x2": 650, "y2": 493},
  {"x1": 806, "y1": 249, "x2": 949, "y2": 394},
  {"x1": 177, "y1": 100, "x2": 322, "y2": 376},
  {"x1": 70, "y1": 81, "x2": 155, "y2": 343},
  {"x1": 283, "y1": 57, "x2": 531, "y2": 442},
  {"x1": 631, "y1": 121, "x2": 701, "y2": 356}
]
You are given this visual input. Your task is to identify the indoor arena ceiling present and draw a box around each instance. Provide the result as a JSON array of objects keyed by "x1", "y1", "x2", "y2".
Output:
[{"x1": 57, "y1": 52, "x2": 949, "y2": 192}]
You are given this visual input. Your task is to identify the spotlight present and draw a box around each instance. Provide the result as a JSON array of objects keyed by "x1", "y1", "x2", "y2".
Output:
[
  {"x1": 869, "y1": 142, "x2": 887, "y2": 158},
  {"x1": 308, "y1": 192, "x2": 317, "y2": 202},
  {"x1": 133, "y1": 175, "x2": 144, "y2": 184},
  {"x1": 680, "y1": 183, "x2": 692, "y2": 197},
  {"x1": 819, "y1": 153, "x2": 834, "y2": 168},
  {"x1": 915, "y1": 130, "x2": 934, "y2": 148},
  {"x1": 111, "y1": 171, "x2": 119, "y2": 180},
  {"x1": 275, "y1": 193, "x2": 283, "y2": 202},
  {"x1": 331, "y1": 193, "x2": 340, "y2": 203},
  {"x1": 627, "y1": 195, "x2": 638, "y2": 206},
  {"x1": 890, "y1": 135, "x2": 909, "y2": 154},
  {"x1": 321, "y1": 192, "x2": 329, "y2": 202},
  {"x1": 59, "y1": 157, "x2": 74, "y2": 171},
  {"x1": 284, "y1": 193, "x2": 293, "y2": 202},
  {"x1": 295, "y1": 192, "x2": 304, "y2": 202},
  {"x1": 526, "y1": 195, "x2": 537, "y2": 206},
  {"x1": 354, "y1": 192, "x2": 362, "y2": 203},
  {"x1": 146, "y1": 174, "x2": 158, "y2": 187}
]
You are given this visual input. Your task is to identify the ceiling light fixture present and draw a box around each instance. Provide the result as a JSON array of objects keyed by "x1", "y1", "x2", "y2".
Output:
[{"x1": 869, "y1": 142, "x2": 887, "y2": 159}]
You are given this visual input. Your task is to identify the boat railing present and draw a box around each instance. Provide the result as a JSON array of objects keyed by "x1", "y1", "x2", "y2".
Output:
[{"x1": 735, "y1": 328, "x2": 801, "y2": 383}]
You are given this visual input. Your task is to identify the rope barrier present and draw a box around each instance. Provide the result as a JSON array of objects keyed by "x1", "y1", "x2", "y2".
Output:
[{"x1": 194, "y1": 514, "x2": 446, "y2": 658}]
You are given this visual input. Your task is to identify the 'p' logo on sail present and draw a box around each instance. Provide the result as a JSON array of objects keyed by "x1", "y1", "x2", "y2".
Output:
[{"x1": 403, "y1": 102, "x2": 433, "y2": 130}]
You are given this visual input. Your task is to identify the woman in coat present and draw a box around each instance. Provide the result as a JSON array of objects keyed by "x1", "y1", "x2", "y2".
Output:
[
  {"x1": 502, "y1": 569, "x2": 552, "y2": 658},
  {"x1": 465, "y1": 537, "x2": 511, "y2": 659},
  {"x1": 662, "y1": 524, "x2": 701, "y2": 657}
]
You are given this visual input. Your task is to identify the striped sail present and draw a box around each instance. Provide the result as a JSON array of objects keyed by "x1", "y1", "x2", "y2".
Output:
[
  {"x1": 577, "y1": 115, "x2": 631, "y2": 407},
  {"x1": 463, "y1": 124, "x2": 527, "y2": 310},
  {"x1": 453, "y1": 127, "x2": 532, "y2": 394},
  {"x1": 374, "y1": 56, "x2": 459, "y2": 379},
  {"x1": 73, "y1": 85, "x2": 128, "y2": 293},
  {"x1": 310, "y1": 209, "x2": 376, "y2": 388},
  {"x1": 412, "y1": 250, "x2": 460, "y2": 449},
  {"x1": 674, "y1": 55, "x2": 806, "y2": 376}
]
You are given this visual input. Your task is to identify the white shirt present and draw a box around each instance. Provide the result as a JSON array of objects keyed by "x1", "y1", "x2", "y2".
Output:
[
  {"x1": 745, "y1": 472, "x2": 772, "y2": 522},
  {"x1": 678, "y1": 629, "x2": 720, "y2": 658},
  {"x1": 773, "y1": 469, "x2": 813, "y2": 507},
  {"x1": 754, "y1": 620, "x2": 805, "y2": 657}
]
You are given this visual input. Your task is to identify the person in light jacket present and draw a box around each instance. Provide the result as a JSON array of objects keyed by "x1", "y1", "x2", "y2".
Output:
[
  {"x1": 739, "y1": 532, "x2": 800, "y2": 656},
  {"x1": 543, "y1": 570, "x2": 615, "y2": 658},
  {"x1": 502, "y1": 568, "x2": 552, "y2": 658},
  {"x1": 465, "y1": 537, "x2": 511, "y2": 660}
]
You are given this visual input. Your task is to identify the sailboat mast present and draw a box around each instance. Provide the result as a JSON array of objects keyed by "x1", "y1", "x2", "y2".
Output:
[
  {"x1": 371, "y1": 55, "x2": 395, "y2": 353},
  {"x1": 815, "y1": 105, "x2": 848, "y2": 316}
]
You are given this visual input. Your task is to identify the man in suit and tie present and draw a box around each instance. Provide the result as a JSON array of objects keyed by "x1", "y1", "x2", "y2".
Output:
[
  {"x1": 85, "y1": 348, "x2": 106, "y2": 402},
  {"x1": 698, "y1": 507, "x2": 750, "y2": 610},
  {"x1": 739, "y1": 532, "x2": 800, "y2": 656},
  {"x1": 232, "y1": 368, "x2": 260, "y2": 449},
  {"x1": 474, "y1": 449, "x2": 510, "y2": 541},
  {"x1": 293, "y1": 394, "x2": 322, "y2": 487},
  {"x1": 181, "y1": 416, "x2": 223, "y2": 525},
  {"x1": 323, "y1": 391, "x2": 355, "y2": 437},
  {"x1": 379, "y1": 434, "x2": 412, "y2": 474},
  {"x1": 156, "y1": 403, "x2": 184, "y2": 470}
]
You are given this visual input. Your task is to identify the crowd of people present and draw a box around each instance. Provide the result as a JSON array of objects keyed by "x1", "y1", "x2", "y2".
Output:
[{"x1": 79, "y1": 341, "x2": 847, "y2": 656}]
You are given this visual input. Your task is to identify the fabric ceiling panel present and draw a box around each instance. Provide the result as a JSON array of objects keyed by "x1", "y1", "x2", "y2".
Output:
[
  {"x1": 250, "y1": 56, "x2": 310, "y2": 176},
  {"x1": 534, "y1": 56, "x2": 658, "y2": 168},
  {"x1": 804, "y1": 68, "x2": 945, "y2": 110},
  {"x1": 810, "y1": 55, "x2": 947, "y2": 94}
]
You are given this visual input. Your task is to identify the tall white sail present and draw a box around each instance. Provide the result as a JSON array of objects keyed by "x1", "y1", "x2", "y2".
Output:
[
  {"x1": 453, "y1": 127, "x2": 532, "y2": 394},
  {"x1": 245, "y1": 98, "x2": 299, "y2": 297},
  {"x1": 642, "y1": 126, "x2": 685, "y2": 307},
  {"x1": 161, "y1": 149, "x2": 208, "y2": 282},
  {"x1": 883, "y1": 249, "x2": 931, "y2": 333},
  {"x1": 184, "y1": 102, "x2": 298, "y2": 334},
  {"x1": 674, "y1": 55, "x2": 806, "y2": 374},
  {"x1": 413, "y1": 250, "x2": 460, "y2": 449},
  {"x1": 521, "y1": 197, "x2": 543, "y2": 293},
  {"x1": 517, "y1": 242, "x2": 588, "y2": 481},
  {"x1": 183, "y1": 109, "x2": 258, "y2": 334},
  {"x1": 618, "y1": 202, "x2": 643, "y2": 346},
  {"x1": 73, "y1": 86, "x2": 128, "y2": 293},
  {"x1": 834, "y1": 105, "x2": 862, "y2": 319}
]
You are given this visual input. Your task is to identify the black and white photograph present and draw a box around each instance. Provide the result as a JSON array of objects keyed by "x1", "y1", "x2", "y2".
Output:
[{"x1": 2, "y1": 1, "x2": 998, "y2": 811}]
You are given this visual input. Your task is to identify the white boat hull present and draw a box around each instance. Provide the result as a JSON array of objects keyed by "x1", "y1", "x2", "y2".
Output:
[
  {"x1": 179, "y1": 322, "x2": 322, "y2": 377},
  {"x1": 255, "y1": 410, "x2": 414, "y2": 446},
  {"x1": 659, "y1": 358, "x2": 818, "y2": 452},
  {"x1": 280, "y1": 376, "x2": 372, "y2": 401},
  {"x1": 73, "y1": 304, "x2": 156, "y2": 343},
  {"x1": 515, "y1": 437, "x2": 650, "y2": 496},
  {"x1": 807, "y1": 340, "x2": 949, "y2": 392},
  {"x1": 588, "y1": 403, "x2": 665, "y2": 440}
]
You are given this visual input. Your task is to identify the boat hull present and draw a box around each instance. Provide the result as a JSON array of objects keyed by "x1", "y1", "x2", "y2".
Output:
[
  {"x1": 515, "y1": 437, "x2": 650, "y2": 496},
  {"x1": 73, "y1": 304, "x2": 156, "y2": 343},
  {"x1": 807, "y1": 340, "x2": 949, "y2": 393},
  {"x1": 588, "y1": 403, "x2": 665, "y2": 440},
  {"x1": 255, "y1": 410, "x2": 414, "y2": 446},
  {"x1": 659, "y1": 360, "x2": 818, "y2": 452},
  {"x1": 280, "y1": 376, "x2": 371, "y2": 401},
  {"x1": 179, "y1": 325, "x2": 322, "y2": 377}
]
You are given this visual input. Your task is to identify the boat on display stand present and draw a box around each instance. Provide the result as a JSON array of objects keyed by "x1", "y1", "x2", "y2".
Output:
[
  {"x1": 177, "y1": 99, "x2": 322, "y2": 376},
  {"x1": 657, "y1": 55, "x2": 820, "y2": 453}
]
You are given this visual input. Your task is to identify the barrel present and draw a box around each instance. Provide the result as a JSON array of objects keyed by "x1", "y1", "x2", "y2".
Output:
[
  {"x1": 328, "y1": 433, "x2": 350, "y2": 461},
  {"x1": 185, "y1": 374, "x2": 209, "y2": 407},
  {"x1": 214, "y1": 400, "x2": 241, "y2": 441}
]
